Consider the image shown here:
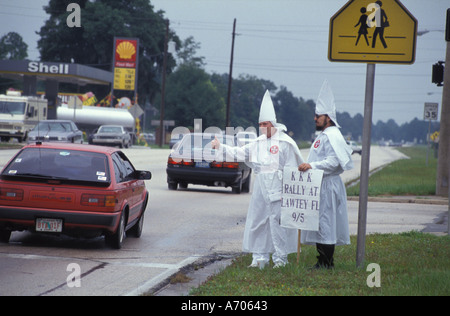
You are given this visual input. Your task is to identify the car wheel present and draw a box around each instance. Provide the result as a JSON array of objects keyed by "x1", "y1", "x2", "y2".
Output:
[
  {"x1": 106, "y1": 211, "x2": 125, "y2": 249},
  {"x1": 242, "y1": 174, "x2": 251, "y2": 193},
  {"x1": 232, "y1": 178, "x2": 242, "y2": 194},
  {"x1": 168, "y1": 182, "x2": 178, "y2": 190},
  {"x1": 129, "y1": 212, "x2": 144, "y2": 238},
  {"x1": 179, "y1": 182, "x2": 188, "y2": 189},
  {"x1": 0, "y1": 229, "x2": 11, "y2": 243},
  {"x1": 129, "y1": 195, "x2": 147, "y2": 238}
]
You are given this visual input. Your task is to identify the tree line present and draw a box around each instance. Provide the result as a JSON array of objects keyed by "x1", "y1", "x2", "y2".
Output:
[{"x1": 0, "y1": 0, "x2": 439, "y2": 144}]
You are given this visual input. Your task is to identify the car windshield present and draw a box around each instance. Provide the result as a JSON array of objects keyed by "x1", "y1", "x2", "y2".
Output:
[
  {"x1": 0, "y1": 101, "x2": 26, "y2": 115},
  {"x1": 33, "y1": 122, "x2": 73, "y2": 132},
  {"x1": 1, "y1": 147, "x2": 110, "y2": 184},
  {"x1": 99, "y1": 126, "x2": 122, "y2": 133}
]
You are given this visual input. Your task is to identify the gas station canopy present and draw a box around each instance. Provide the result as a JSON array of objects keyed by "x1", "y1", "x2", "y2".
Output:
[
  {"x1": 0, "y1": 59, "x2": 113, "y2": 88},
  {"x1": 0, "y1": 59, "x2": 113, "y2": 119}
]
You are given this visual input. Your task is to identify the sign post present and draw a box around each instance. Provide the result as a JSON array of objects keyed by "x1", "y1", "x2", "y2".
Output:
[
  {"x1": 356, "y1": 63, "x2": 376, "y2": 268},
  {"x1": 329, "y1": 0, "x2": 417, "y2": 268},
  {"x1": 424, "y1": 102, "x2": 439, "y2": 166}
]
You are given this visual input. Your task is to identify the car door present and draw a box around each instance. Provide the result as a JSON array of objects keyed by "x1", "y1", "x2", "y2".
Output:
[
  {"x1": 111, "y1": 152, "x2": 143, "y2": 224},
  {"x1": 70, "y1": 122, "x2": 83, "y2": 143}
]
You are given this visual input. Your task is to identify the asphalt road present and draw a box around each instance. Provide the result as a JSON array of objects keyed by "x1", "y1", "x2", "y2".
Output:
[{"x1": 0, "y1": 145, "x2": 446, "y2": 296}]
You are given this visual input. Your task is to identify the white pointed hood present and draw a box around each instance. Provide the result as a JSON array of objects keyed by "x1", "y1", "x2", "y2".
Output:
[
  {"x1": 258, "y1": 90, "x2": 287, "y2": 132},
  {"x1": 315, "y1": 80, "x2": 341, "y2": 128}
]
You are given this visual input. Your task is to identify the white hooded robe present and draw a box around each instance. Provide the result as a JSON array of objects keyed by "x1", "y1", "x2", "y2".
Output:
[
  {"x1": 301, "y1": 80, "x2": 353, "y2": 246},
  {"x1": 219, "y1": 130, "x2": 304, "y2": 260},
  {"x1": 218, "y1": 90, "x2": 304, "y2": 263}
]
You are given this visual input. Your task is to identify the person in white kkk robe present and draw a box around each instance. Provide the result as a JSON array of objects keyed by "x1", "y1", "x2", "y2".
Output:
[
  {"x1": 212, "y1": 90, "x2": 304, "y2": 268},
  {"x1": 298, "y1": 80, "x2": 353, "y2": 269}
]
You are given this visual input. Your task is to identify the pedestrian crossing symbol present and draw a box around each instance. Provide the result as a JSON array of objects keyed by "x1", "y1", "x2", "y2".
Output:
[{"x1": 329, "y1": 0, "x2": 417, "y2": 64}]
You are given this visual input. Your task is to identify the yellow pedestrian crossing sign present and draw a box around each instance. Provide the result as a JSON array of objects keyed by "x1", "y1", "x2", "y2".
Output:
[{"x1": 329, "y1": 0, "x2": 418, "y2": 64}]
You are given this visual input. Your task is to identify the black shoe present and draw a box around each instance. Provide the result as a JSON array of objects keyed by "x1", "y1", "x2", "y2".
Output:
[
  {"x1": 309, "y1": 262, "x2": 334, "y2": 270},
  {"x1": 309, "y1": 255, "x2": 334, "y2": 270}
]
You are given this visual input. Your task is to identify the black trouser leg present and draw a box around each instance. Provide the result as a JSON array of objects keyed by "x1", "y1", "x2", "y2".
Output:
[{"x1": 316, "y1": 243, "x2": 335, "y2": 268}]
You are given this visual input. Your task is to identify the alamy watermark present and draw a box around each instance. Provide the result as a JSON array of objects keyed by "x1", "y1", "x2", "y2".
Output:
[
  {"x1": 66, "y1": 3, "x2": 81, "y2": 28},
  {"x1": 366, "y1": 263, "x2": 381, "y2": 288},
  {"x1": 169, "y1": 119, "x2": 284, "y2": 175},
  {"x1": 66, "y1": 263, "x2": 81, "y2": 288}
]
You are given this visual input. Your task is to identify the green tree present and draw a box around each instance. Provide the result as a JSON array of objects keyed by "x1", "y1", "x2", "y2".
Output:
[
  {"x1": 337, "y1": 112, "x2": 363, "y2": 141},
  {"x1": 211, "y1": 73, "x2": 277, "y2": 130},
  {"x1": 0, "y1": 32, "x2": 28, "y2": 60},
  {"x1": 0, "y1": 32, "x2": 28, "y2": 92},
  {"x1": 176, "y1": 36, "x2": 205, "y2": 67},
  {"x1": 274, "y1": 86, "x2": 315, "y2": 141},
  {"x1": 37, "y1": 0, "x2": 179, "y2": 104},
  {"x1": 164, "y1": 64, "x2": 225, "y2": 129},
  {"x1": 372, "y1": 119, "x2": 399, "y2": 142}
]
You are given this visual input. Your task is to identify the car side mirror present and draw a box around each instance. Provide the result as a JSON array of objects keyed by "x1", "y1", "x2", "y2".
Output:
[{"x1": 136, "y1": 170, "x2": 152, "y2": 180}]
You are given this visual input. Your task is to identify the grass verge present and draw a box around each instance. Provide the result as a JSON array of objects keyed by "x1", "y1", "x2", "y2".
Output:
[
  {"x1": 190, "y1": 232, "x2": 449, "y2": 296},
  {"x1": 346, "y1": 146, "x2": 437, "y2": 196}
]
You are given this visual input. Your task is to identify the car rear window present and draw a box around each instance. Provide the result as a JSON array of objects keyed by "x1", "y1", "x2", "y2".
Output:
[
  {"x1": 173, "y1": 134, "x2": 236, "y2": 161},
  {"x1": 179, "y1": 134, "x2": 236, "y2": 150},
  {"x1": 32, "y1": 121, "x2": 73, "y2": 132},
  {"x1": 1, "y1": 147, "x2": 110, "y2": 184},
  {"x1": 99, "y1": 126, "x2": 122, "y2": 133}
]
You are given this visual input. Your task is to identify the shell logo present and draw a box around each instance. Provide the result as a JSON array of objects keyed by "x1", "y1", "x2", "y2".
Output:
[{"x1": 116, "y1": 41, "x2": 136, "y2": 60}]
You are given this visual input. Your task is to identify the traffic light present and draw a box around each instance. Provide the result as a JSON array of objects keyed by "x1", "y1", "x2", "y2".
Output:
[{"x1": 432, "y1": 61, "x2": 444, "y2": 86}]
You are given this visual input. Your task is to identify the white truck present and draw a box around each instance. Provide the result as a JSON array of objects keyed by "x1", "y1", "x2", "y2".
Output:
[{"x1": 0, "y1": 91, "x2": 47, "y2": 142}]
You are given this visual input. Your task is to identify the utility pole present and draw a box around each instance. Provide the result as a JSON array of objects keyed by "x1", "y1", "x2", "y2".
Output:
[
  {"x1": 226, "y1": 18, "x2": 237, "y2": 128},
  {"x1": 159, "y1": 19, "x2": 169, "y2": 147},
  {"x1": 436, "y1": 10, "x2": 450, "y2": 196}
]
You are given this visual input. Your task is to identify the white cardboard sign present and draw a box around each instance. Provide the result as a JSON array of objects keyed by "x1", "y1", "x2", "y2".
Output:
[{"x1": 280, "y1": 167, "x2": 323, "y2": 231}]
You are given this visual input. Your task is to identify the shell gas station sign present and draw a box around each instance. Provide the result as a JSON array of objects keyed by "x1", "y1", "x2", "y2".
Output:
[
  {"x1": 329, "y1": 0, "x2": 417, "y2": 64},
  {"x1": 113, "y1": 38, "x2": 139, "y2": 91}
]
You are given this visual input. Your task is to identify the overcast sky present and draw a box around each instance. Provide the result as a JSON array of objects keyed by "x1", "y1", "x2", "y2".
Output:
[{"x1": 0, "y1": 0, "x2": 447, "y2": 125}]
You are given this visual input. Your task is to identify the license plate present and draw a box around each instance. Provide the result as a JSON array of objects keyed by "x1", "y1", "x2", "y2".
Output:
[
  {"x1": 195, "y1": 161, "x2": 210, "y2": 168},
  {"x1": 36, "y1": 218, "x2": 63, "y2": 233}
]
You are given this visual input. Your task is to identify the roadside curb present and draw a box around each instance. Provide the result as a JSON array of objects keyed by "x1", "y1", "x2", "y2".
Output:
[
  {"x1": 152, "y1": 253, "x2": 238, "y2": 296},
  {"x1": 347, "y1": 196, "x2": 448, "y2": 205}
]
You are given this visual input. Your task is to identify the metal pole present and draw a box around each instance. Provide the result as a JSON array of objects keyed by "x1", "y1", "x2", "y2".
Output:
[
  {"x1": 159, "y1": 19, "x2": 169, "y2": 147},
  {"x1": 226, "y1": 18, "x2": 236, "y2": 128},
  {"x1": 436, "y1": 40, "x2": 450, "y2": 195},
  {"x1": 356, "y1": 63, "x2": 376, "y2": 268},
  {"x1": 426, "y1": 118, "x2": 431, "y2": 166}
]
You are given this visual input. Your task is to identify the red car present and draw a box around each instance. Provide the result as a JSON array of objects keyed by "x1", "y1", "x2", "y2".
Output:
[{"x1": 0, "y1": 142, "x2": 151, "y2": 249}]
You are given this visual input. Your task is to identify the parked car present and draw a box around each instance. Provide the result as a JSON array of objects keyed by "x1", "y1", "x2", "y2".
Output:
[
  {"x1": 91, "y1": 125, "x2": 131, "y2": 148},
  {"x1": 141, "y1": 133, "x2": 155, "y2": 145},
  {"x1": 347, "y1": 141, "x2": 362, "y2": 155},
  {"x1": 166, "y1": 133, "x2": 252, "y2": 194},
  {"x1": 27, "y1": 120, "x2": 83, "y2": 144},
  {"x1": 0, "y1": 142, "x2": 152, "y2": 249}
]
